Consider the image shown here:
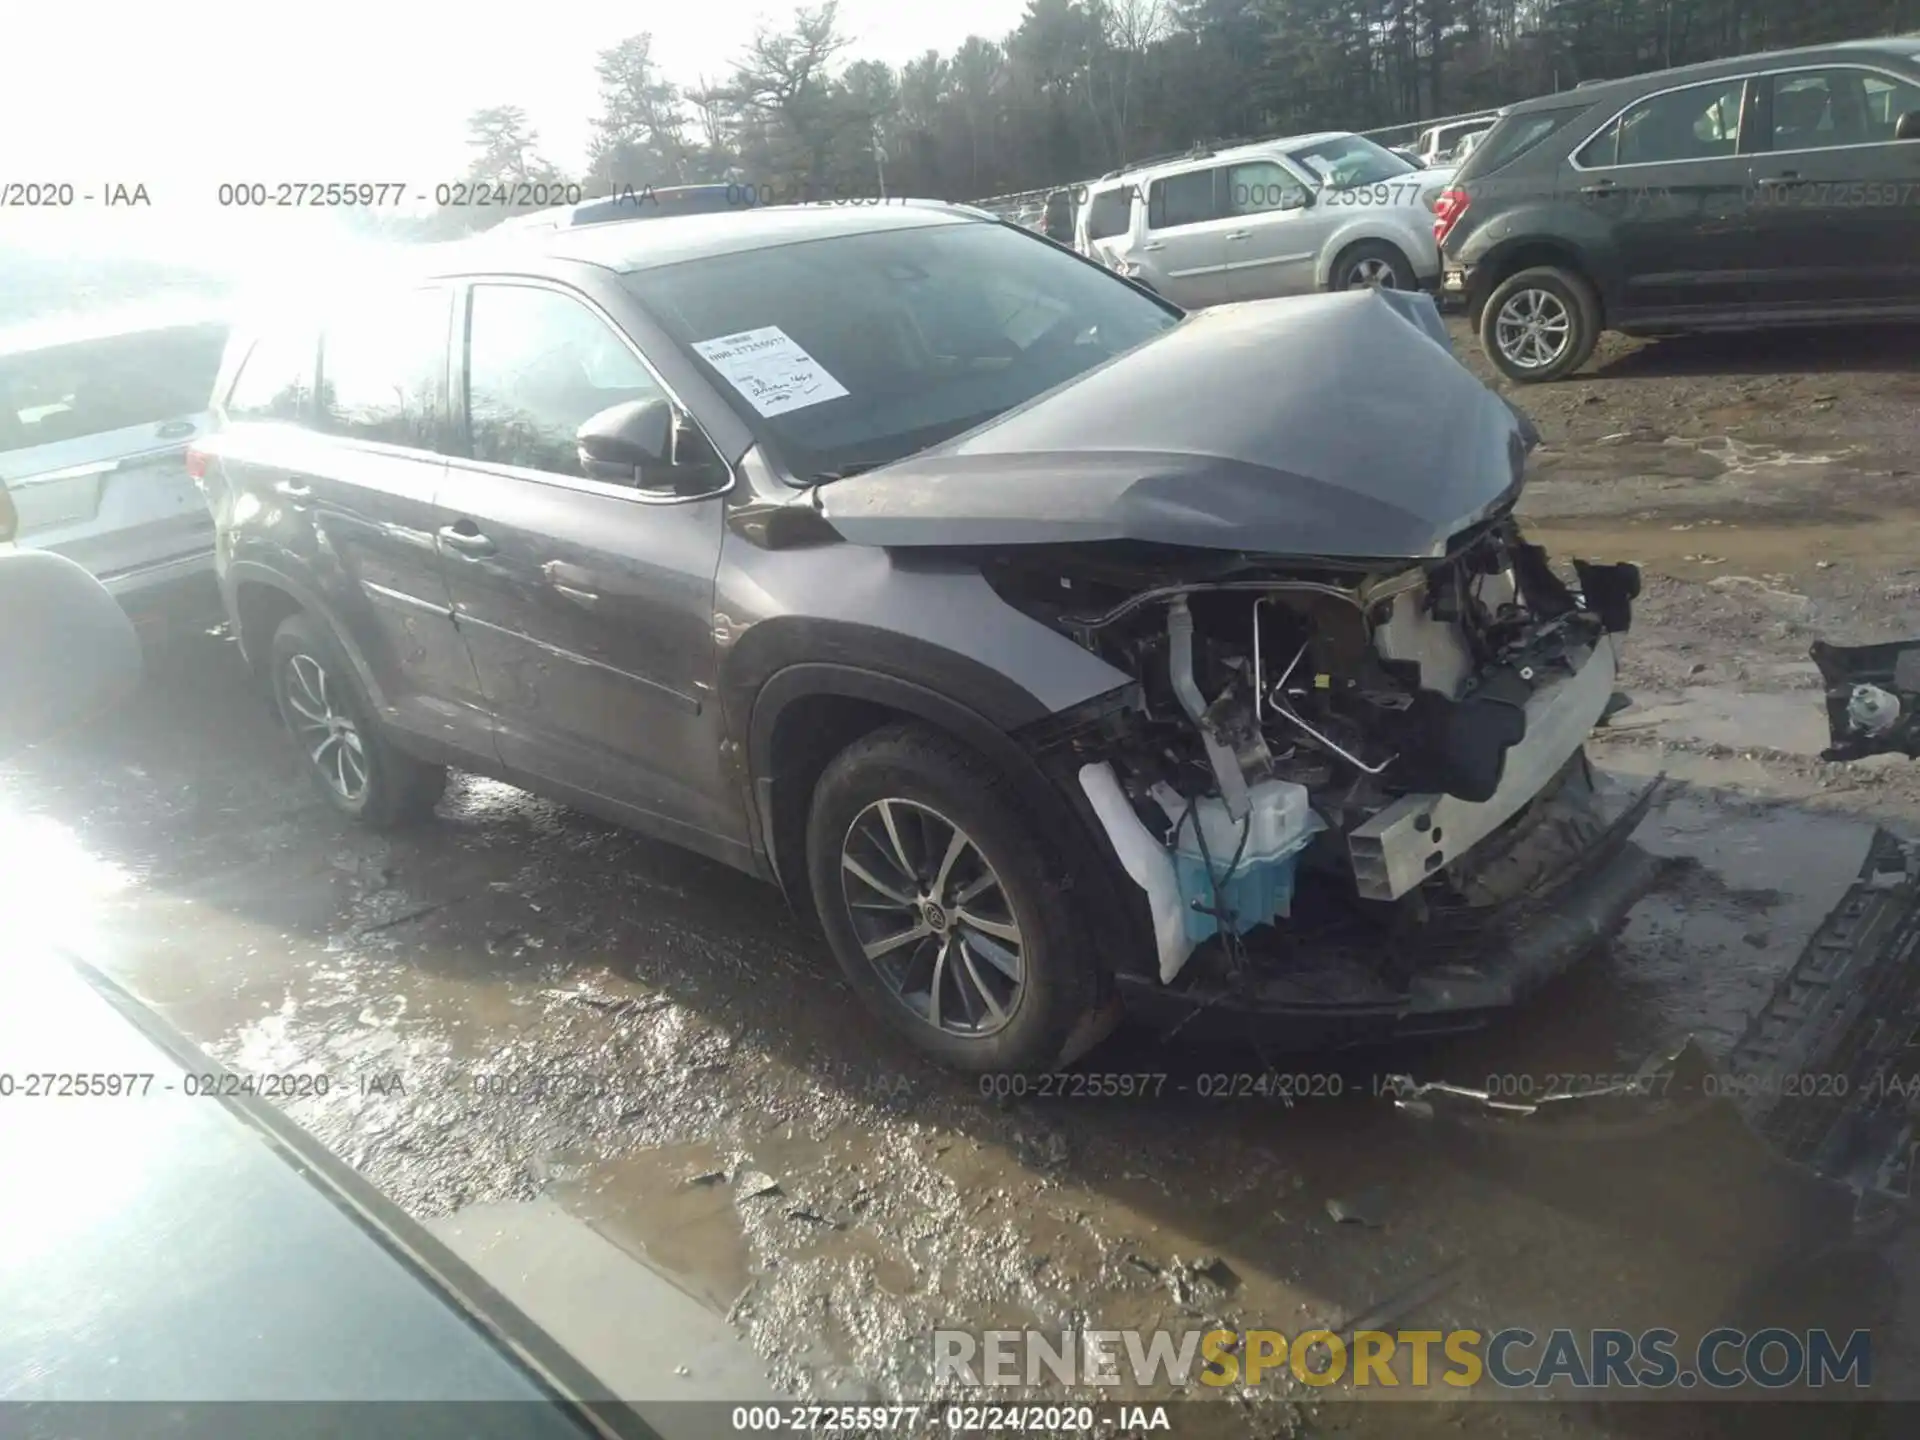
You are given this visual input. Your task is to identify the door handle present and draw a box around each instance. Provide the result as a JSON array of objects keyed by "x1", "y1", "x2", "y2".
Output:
[
  {"x1": 438, "y1": 522, "x2": 496, "y2": 558},
  {"x1": 1754, "y1": 171, "x2": 1800, "y2": 185},
  {"x1": 1225, "y1": 229, "x2": 1252, "y2": 240},
  {"x1": 273, "y1": 477, "x2": 313, "y2": 501},
  {"x1": 1141, "y1": 241, "x2": 1165, "y2": 252},
  {"x1": 155, "y1": 419, "x2": 196, "y2": 440},
  {"x1": 1578, "y1": 180, "x2": 1616, "y2": 195}
]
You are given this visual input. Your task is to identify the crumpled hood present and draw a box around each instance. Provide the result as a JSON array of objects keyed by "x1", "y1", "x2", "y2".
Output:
[{"x1": 819, "y1": 288, "x2": 1536, "y2": 560}]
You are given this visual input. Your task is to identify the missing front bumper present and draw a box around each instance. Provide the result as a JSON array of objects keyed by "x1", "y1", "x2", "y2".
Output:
[
  {"x1": 1349, "y1": 635, "x2": 1619, "y2": 901},
  {"x1": 1114, "y1": 766, "x2": 1663, "y2": 1046}
]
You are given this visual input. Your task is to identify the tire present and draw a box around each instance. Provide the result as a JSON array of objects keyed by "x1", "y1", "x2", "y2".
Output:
[
  {"x1": 1479, "y1": 265, "x2": 1601, "y2": 383},
  {"x1": 806, "y1": 722, "x2": 1105, "y2": 1073},
  {"x1": 1331, "y1": 240, "x2": 1417, "y2": 292},
  {"x1": 268, "y1": 611, "x2": 446, "y2": 828}
]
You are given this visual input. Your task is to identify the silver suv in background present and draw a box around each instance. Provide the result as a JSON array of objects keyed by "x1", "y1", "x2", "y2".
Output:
[
  {"x1": 0, "y1": 305, "x2": 229, "y2": 598},
  {"x1": 1074, "y1": 132, "x2": 1455, "y2": 307}
]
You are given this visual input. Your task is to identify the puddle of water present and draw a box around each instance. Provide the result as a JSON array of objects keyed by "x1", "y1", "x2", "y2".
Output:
[{"x1": 548, "y1": 1141, "x2": 756, "y2": 1313}]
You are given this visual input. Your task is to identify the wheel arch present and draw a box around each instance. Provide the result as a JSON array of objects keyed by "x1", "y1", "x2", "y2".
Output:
[
  {"x1": 747, "y1": 663, "x2": 1064, "y2": 920},
  {"x1": 743, "y1": 659, "x2": 1153, "y2": 983},
  {"x1": 227, "y1": 561, "x2": 389, "y2": 712},
  {"x1": 1467, "y1": 237, "x2": 1607, "y2": 327},
  {"x1": 1315, "y1": 217, "x2": 1427, "y2": 290}
]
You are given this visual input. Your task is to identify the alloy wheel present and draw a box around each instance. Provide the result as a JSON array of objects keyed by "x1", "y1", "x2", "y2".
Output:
[
  {"x1": 838, "y1": 798, "x2": 1025, "y2": 1038},
  {"x1": 1494, "y1": 288, "x2": 1573, "y2": 370},
  {"x1": 281, "y1": 652, "x2": 369, "y2": 804},
  {"x1": 1348, "y1": 256, "x2": 1400, "y2": 289}
]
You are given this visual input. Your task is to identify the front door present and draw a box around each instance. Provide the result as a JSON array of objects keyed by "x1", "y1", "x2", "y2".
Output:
[
  {"x1": 1565, "y1": 74, "x2": 1758, "y2": 321},
  {"x1": 1742, "y1": 65, "x2": 1920, "y2": 310},
  {"x1": 1218, "y1": 159, "x2": 1336, "y2": 300},
  {"x1": 436, "y1": 279, "x2": 734, "y2": 845}
]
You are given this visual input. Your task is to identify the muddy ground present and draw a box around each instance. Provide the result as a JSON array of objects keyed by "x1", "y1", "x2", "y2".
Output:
[{"x1": 3, "y1": 317, "x2": 1919, "y2": 1437}]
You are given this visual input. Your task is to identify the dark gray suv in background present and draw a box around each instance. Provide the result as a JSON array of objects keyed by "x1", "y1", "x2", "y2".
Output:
[
  {"x1": 195, "y1": 204, "x2": 1656, "y2": 1073},
  {"x1": 1436, "y1": 36, "x2": 1920, "y2": 381}
]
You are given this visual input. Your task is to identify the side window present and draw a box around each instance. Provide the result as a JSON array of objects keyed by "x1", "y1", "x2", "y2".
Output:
[
  {"x1": 1863, "y1": 72, "x2": 1920, "y2": 140},
  {"x1": 465, "y1": 284, "x2": 666, "y2": 479},
  {"x1": 1575, "y1": 119, "x2": 1619, "y2": 168},
  {"x1": 318, "y1": 288, "x2": 449, "y2": 448},
  {"x1": 1086, "y1": 187, "x2": 1134, "y2": 241},
  {"x1": 1146, "y1": 168, "x2": 1222, "y2": 231},
  {"x1": 226, "y1": 328, "x2": 316, "y2": 423},
  {"x1": 1225, "y1": 161, "x2": 1307, "y2": 215},
  {"x1": 1770, "y1": 68, "x2": 1920, "y2": 149},
  {"x1": 1612, "y1": 78, "x2": 1747, "y2": 165}
]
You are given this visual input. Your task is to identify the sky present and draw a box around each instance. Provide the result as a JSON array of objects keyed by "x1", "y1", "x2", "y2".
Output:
[{"x1": 1, "y1": 0, "x2": 1034, "y2": 268}]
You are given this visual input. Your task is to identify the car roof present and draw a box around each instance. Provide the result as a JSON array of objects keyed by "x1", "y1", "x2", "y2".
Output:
[
  {"x1": 493, "y1": 184, "x2": 753, "y2": 233},
  {"x1": 1505, "y1": 36, "x2": 1920, "y2": 115},
  {"x1": 1113, "y1": 131, "x2": 1360, "y2": 186},
  {"x1": 426, "y1": 200, "x2": 986, "y2": 277},
  {"x1": 0, "y1": 299, "x2": 231, "y2": 361}
]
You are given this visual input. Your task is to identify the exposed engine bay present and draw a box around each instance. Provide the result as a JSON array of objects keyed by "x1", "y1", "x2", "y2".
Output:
[{"x1": 984, "y1": 516, "x2": 1647, "y2": 987}]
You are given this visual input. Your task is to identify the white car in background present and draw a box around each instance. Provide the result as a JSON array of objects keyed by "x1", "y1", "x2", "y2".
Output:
[
  {"x1": 0, "y1": 304, "x2": 230, "y2": 599},
  {"x1": 1075, "y1": 131, "x2": 1456, "y2": 308},
  {"x1": 1413, "y1": 115, "x2": 1497, "y2": 166}
]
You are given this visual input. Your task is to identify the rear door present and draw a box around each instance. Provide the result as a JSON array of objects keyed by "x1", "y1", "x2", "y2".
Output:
[
  {"x1": 1565, "y1": 74, "x2": 1757, "y2": 320},
  {"x1": 1743, "y1": 64, "x2": 1920, "y2": 309},
  {"x1": 1218, "y1": 158, "x2": 1335, "y2": 299},
  {"x1": 1139, "y1": 166, "x2": 1238, "y2": 306},
  {"x1": 306, "y1": 286, "x2": 494, "y2": 753},
  {"x1": 436, "y1": 278, "x2": 732, "y2": 843},
  {"x1": 0, "y1": 323, "x2": 227, "y2": 590}
]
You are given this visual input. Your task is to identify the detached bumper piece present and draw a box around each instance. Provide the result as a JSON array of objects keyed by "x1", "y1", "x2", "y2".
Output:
[
  {"x1": 1386, "y1": 829, "x2": 1920, "y2": 1269},
  {"x1": 1811, "y1": 636, "x2": 1920, "y2": 760}
]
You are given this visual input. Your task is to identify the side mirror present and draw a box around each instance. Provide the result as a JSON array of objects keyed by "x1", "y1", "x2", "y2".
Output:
[
  {"x1": 0, "y1": 482, "x2": 16, "y2": 544},
  {"x1": 576, "y1": 398, "x2": 727, "y2": 496},
  {"x1": 1897, "y1": 110, "x2": 1920, "y2": 142},
  {"x1": 577, "y1": 398, "x2": 671, "y2": 484},
  {"x1": 1280, "y1": 187, "x2": 1313, "y2": 212}
]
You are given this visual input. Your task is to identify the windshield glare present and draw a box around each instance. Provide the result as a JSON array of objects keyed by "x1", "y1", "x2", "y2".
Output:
[
  {"x1": 1286, "y1": 134, "x2": 1416, "y2": 189},
  {"x1": 622, "y1": 219, "x2": 1180, "y2": 482}
]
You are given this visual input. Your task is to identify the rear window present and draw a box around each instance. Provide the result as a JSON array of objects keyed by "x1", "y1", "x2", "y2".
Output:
[
  {"x1": 226, "y1": 327, "x2": 318, "y2": 423},
  {"x1": 1085, "y1": 187, "x2": 1134, "y2": 241},
  {"x1": 1457, "y1": 106, "x2": 1592, "y2": 179},
  {"x1": 0, "y1": 323, "x2": 228, "y2": 452}
]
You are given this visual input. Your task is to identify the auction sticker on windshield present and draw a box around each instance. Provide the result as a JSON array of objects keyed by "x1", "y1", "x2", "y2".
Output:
[{"x1": 692, "y1": 325, "x2": 849, "y2": 418}]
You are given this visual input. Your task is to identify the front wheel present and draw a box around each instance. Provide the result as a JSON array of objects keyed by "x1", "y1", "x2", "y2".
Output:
[
  {"x1": 1479, "y1": 265, "x2": 1601, "y2": 383},
  {"x1": 805, "y1": 723, "x2": 1106, "y2": 1073},
  {"x1": 268, "y1": 612, "x2": 446, "y2": 827}
]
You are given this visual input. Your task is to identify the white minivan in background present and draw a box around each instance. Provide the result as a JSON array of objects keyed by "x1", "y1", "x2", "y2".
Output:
[{"x1": 0, "y1": 304, "x2": 230, "y2": 600}]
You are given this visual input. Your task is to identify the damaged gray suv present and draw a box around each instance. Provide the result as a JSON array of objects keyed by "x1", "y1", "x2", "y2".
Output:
[{"x1": 195, "y1": 203, "x2": 1658, "y2": 1073}]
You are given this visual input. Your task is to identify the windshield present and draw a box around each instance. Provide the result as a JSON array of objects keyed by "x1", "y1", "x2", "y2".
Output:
[
  {"x1": 1286, "y1": 134, "x2": 1417, "y2": 189},
  {"x1": 623, "y1": 219, "x2": 1180, "y2": 482}
]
